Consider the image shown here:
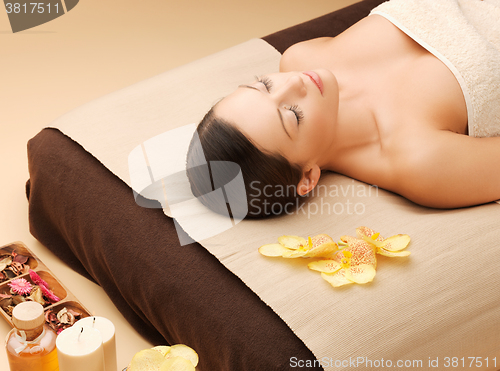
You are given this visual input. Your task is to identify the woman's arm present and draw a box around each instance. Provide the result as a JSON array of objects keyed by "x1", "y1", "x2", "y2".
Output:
[{"x1": 391, "y1": 130, "x2": 500, "y2": 208}]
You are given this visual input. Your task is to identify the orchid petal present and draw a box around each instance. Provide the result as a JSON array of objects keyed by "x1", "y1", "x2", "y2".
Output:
[
  {"x1": 361, "y1": 235, "x2": 386, "y2": 248},
  {"x1": 380, "y1": 234, "x2": 411, "y2": 251},
  {"x1": 345, "y1": 264, "x2": 376, "y2": 284},
  {"x1": 282, "y1": 235, "x2": 338, "y2": 258},
  {"x1": 259, "y1": 243, "x2": 290, "y2": 257},
  {"x1": 321, "y1": 271, "x2": 353, "y2": 287},
  {"x1": 339, "y1": 235, "x2": 358, "y2": 244},
  {"x1": 166, "y1": 344, "x2": 199, "y2": 368},
  {"x1": 339, "y1": 237, "x2": 377, "y2": 268},
  {"x1": 302, "y1": 242, "x2": 339, "y2": 258},
  {"x1": 377, "y1": 249, "x2": 411, "y2": 257},
  {"x1": 310, "y1": 234, "x2": 335, "y2": 246},
  {"x1": 308, "y1": 259, "x2": 342, "y2": 274},
  {"x1": 159, "y1": 357, "x2": 195, "y2": 371},
  {"x1": 129, "y1": 349, "x2": 165, "y2": 370},
  {"x1": 342, "y1": 250, "x2": 352, "y2": 258},
  {"x1": 278, "y1": 235, "x2": 307, "y2": 250},
  {"x1": 356, "y1": 226, "x2": 382, "y2": 241},
  {"x1": 282, "y1": 249, "x2": 308, "y2": 258},
  {"x1": 358, "y1": 227, "x2": 411, "y2": 252}
]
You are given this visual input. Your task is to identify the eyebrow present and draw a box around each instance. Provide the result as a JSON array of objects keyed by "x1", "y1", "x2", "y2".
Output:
[{"x1": 238, "y1": 84, "x2": 291, "y2": 139}]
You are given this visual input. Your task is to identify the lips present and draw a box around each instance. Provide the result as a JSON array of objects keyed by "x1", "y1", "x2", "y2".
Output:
[{"x1": 303, "y1": 71, "x2": 323, "y2": 95}]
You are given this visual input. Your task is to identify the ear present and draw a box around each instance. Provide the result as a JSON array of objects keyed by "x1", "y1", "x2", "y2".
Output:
[{"x1": 297, "y1": 165, "x2": 321, "y2": 196}]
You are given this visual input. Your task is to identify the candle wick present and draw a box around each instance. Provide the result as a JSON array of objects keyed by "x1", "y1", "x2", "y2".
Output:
[
  {"x1": 93, "y1": 317, "x2": 96, "y2": 327},
  {"x1": 78, "y1": 327, "x2": 84, "y2": 341}
]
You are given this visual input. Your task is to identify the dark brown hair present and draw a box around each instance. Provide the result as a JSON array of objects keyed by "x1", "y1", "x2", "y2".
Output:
[{"x1": 186, "y1": 107, "x2": 304, "y2": 218}]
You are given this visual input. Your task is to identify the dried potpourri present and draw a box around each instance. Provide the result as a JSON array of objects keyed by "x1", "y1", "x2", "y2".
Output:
[
  {"x1": 0, "y1": 252, "x2": 31, "y2": 283},
  {"x1": 0, "y1": 292, "x2": 26, "y2": 316},
  {"x1": 45, "y1": 307, "x2": 83, "y2": 334},
  {"x1": 0, "y1": 270, "x2": 60, "y2": 316}
]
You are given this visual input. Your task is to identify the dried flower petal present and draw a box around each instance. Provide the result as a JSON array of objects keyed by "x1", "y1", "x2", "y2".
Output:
[
  {"x1": 39, "y1": 283, "x2": 60, "y2": 303},
  {"x1": 8, "y1": 278, "x2": 33, "y2": 295},
  {"x1": 0, "y1": 297, "x2": 13, "y2": 311},
  {"x1": 67, "y1": 308, "x2": 82, "y2": 318},
  {"x1": 57, "y1": 308, "x2": 76, "y2": 325},
  {"x1": 45, "y1": 307, "x2": 82, "y2": 334},
  {"x1": 27, "y1": 286, "x2": 46, "y2": 306},
  {"x1": 4, "y1": 305, "x2": 15, "y2": 316},
  {"x1": 29, "y1": 270, "x2": 49, "y2": 288},
  {"x1": 12, "y1": 295, "x2": 26, "y2": 305},
  {"x1": 0, "y1": 256, "x2": 13, "y2": 271},
  {"x1": 45, "y1": 309, "x2": 57, "y2": 323},
  {"x1": 13, "y1": 254, "x2": 29, "y2": 265},
  {"x1": 8, "y1": 262, "x2": 24, "y2": 276},
  {"x1": 4, "y1": 270, "x2": 16, "y2": 280}
]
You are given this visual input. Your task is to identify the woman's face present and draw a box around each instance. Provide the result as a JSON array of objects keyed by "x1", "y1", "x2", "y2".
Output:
[{"x1": 214, "y1": 69, "x2": 339, "y2": 169}]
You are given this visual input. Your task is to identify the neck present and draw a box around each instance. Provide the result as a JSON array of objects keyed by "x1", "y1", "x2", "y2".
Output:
[{"x1": 320, "y1": 60, "x2": 380, "y2": 172}]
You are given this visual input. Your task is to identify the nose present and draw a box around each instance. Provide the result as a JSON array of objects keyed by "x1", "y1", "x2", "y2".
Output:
[{"x1": 272, "y1": 74, "x2": 306, "y2": 102}]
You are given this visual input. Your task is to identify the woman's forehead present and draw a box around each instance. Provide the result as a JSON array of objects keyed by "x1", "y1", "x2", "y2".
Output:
[
  {"x1": 214, "y1": 88, "x2": 289, "y2": 152},
  {"x1": 215, "y1": 86, "x2": 272, "y2": 125}
]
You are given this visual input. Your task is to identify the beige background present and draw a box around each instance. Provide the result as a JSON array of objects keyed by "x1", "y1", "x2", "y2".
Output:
[{"x1": 0, "y1": 0, "x2": 358, "y2": 369}]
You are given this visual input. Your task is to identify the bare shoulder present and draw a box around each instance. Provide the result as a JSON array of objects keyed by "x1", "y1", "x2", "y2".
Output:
[
  {"x1": 280, "y1": 37, "x2": 333, "y2": 72},
  {"x1": 279, "y1": 15, "x2": 394, "y2": 72},
  {"x1": 388, "y1": 129, "x2": 500, "y2": 208}
]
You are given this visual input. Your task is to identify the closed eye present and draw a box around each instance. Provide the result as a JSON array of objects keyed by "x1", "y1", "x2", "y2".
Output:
[
  {"x1": 255, "y1": 75, "x2": 273, "y2": 92},
  {"x1": 255, "y1": 77, "x2": 303, "y2": 125},
  {"x1": 287, "y1": 105, "x2": 304, "y2": 124}
]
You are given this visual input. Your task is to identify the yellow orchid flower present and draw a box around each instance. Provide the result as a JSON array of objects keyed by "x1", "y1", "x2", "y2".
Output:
[
  {"x1": 356, "y1": 226, "x2": 411, "y2": 257},
  {"x1": 259, "y1": 227, "x2": 410, "y2": 289},
  {"x1": 259, "y1": 234, "x2": 339, "y2": 259},
  {"x1": 308, "y1": 235, "x2": 377, "y2": 287}
]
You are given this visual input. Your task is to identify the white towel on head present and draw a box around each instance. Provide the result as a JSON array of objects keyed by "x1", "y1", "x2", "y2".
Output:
[{"x1": 371, "y1": 0, "x2": 500, "y2": 138}]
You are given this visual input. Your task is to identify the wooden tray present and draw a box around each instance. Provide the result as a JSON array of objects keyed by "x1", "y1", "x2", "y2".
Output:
[{"x1": 0, "y1": 241, "x2": 91, "y2": 328}]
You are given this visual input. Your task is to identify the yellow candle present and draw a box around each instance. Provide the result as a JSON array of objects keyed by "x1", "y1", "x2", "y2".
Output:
[
  {"x1": 75, "y1": 316, "x2": 117, "y2": 371},
  {"x1": 56, "y1": 326, "x2": 105, "y2": 371}
]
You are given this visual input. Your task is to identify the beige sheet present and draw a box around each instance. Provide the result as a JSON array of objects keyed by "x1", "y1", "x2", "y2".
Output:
[{"x1": 53, "y1": 38, "x2": 500, "y2": 370}]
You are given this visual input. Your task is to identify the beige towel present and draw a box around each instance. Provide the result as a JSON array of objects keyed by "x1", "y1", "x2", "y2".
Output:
[{"x1": 371, "y1": 0, "x2": 500, "y2": 138}]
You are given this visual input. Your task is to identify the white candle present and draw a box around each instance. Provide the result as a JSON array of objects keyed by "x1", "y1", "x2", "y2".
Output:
[
  {"x1": 56, "y1": 326, "x2": 105, "y2": 371},
  {"x1": 75, "y1": 316, "x2": 117, "y2": 371}
]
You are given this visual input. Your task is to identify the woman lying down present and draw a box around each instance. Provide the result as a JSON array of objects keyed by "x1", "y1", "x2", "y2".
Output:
[{"x1": 187, "y1": 0, "x2": 500, "y2": 218}]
